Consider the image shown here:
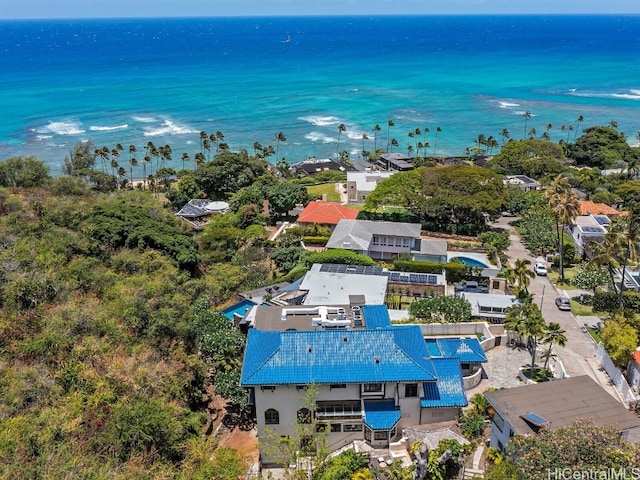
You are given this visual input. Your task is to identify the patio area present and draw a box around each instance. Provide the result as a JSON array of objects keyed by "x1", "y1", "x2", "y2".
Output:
[{"x1": 465, "y1": 344, "x2": 532, "y2": 398}]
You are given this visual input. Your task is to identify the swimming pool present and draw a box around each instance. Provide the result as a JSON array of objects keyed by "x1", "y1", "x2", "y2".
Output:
[
  {"x1": 449, "y1": 256, "x2": 489, "y2": 269},
  {"x1": 220, "y1": 299, "x2": 258, "y2": 320}
]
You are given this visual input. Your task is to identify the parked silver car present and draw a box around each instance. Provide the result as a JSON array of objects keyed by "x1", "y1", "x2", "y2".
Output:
[{"x1": 555, "y1": 297, "x2": 571, "y2": 311}]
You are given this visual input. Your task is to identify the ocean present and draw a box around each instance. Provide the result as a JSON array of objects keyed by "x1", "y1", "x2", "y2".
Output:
[{"x1": 1, "y1": 15, "x2": 639, "y2": 176}]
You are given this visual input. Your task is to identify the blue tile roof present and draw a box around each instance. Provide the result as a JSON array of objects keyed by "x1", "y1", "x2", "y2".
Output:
[
  {"x1": 363, "y1": 400, "x2": 400, "y2": 430},
  {"x1": 425, "y1": 339, "x2": 443, "y2": 357},
  {"x1": 240, "y1": 326, "x2": 438, "y2": 386},
  {"x1": 436, "y1": 338, "x2": 487, "y2": 363},
  {"x1": 421, "y1": 358, "x2": 468, "y2": 408},
  {"x1": 362, "y1": 305, "x2": 392, "y2": 329}
]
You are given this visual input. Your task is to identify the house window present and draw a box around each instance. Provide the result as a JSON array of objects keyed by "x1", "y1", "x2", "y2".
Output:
[
  {"x1": 330, "y1": 424, "x2": 342, "y2": 433},
  {"x1": 363, "y1": 383, "x2": 383, "y2": 393},
  {"x1": 364, "y1": 426, "x2": 372, "y2": 441},
  {"x1": 405, "y1": 383, "x2": 418, "y2": 397},
  {"x1": 492, "y1": 280, "x2": 500, "y2": 290},
  {"x1": 330, "y1": 384, "x2": 346, "y2": 390},
  {"x1": 265, "y1": 409, "x2": 279, "y2": 425},
  {"x1": 374, "y1": 431, "x2": 388, "y2": 440},
  {"x1": 296, "y1": 385, "x2": 308, "y2": 391},
  {"x1": 432, "y1": 409, "x2": 445, "y2": 418},
  {"x1": 316, "y1": 423, "x2": 327, "y2": 433},
  {"x1": 297, "y1": 408, "x2": 312, "y2": 424},
  {"x1": 493, "y1": 412, "x2": 505, "y2": 432},
  {"x1": 300, "y1": 435, "x2": 315, "y2": 453},
  {"x1": 372, "y1": 236, "x2": 379, "y2": 246},
  {"x1": 395, "y1": 238, "x2": 403, "y2": 247},
  {"x1": 343, "y1": 424, "x2": 363, "y2": 432},
  {"x1": 261, "y1": 385, "x2": 276, "y2": 392}
]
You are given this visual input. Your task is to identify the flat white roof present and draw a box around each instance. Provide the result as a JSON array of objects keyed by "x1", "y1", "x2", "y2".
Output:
[{"x1": 300, "y1": 263, "x2": 388, "y2": 305}]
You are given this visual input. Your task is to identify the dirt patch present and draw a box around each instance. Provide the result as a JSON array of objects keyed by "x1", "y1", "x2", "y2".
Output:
[{"x1": 222, "y1": 426, "x2": 259, "y2": 464}]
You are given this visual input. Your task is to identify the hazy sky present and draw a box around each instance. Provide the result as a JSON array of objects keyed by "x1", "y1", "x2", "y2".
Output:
[{"x1": 3, "y1": 0, "x2": 640, "y2": 19}]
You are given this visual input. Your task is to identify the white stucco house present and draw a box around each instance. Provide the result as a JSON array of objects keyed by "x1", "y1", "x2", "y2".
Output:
[{"x1": 240, "y1": 305, "x2": 468, "y2": 465}]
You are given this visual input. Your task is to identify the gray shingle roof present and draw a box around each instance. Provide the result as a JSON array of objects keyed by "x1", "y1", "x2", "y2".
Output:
[{"x1": 326, "y1": 219, "x2": 421, "y2": 250}]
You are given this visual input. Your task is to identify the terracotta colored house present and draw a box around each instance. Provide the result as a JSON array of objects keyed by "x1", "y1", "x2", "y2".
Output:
[
  {"x1": 297, "y1": 200, "x2": 358, "y2": 230},
  {"x1": 578, "y1": 200, "x2": 626, "y2": 217}
]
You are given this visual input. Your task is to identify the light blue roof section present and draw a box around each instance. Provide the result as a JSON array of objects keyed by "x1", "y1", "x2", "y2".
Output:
[
  {"x1": 421, "y1": 358, "x2": 468, "y2": 408},
  {"x1": 240, "y1": 326, "x2": 437, "y2": 386},
  {"x1": 363, "y1": 400, "x2": 400, "y2": 431},
  {"x1": 362, "y1": 304, "x2": 392, "y2": 329},
  {"x1": 436, "y1": 338, "x2": 488, "y2": 363},
  {"x1": 425, "y1": 339, "x2": 443, "y2": 357}
]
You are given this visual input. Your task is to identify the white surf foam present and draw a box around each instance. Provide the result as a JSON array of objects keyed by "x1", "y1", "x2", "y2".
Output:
[
  {"x1": 133, "y1": 115, "x2": 157, "y2": 123},
  {"x1": 45, "y1": 120, "x2": 85, "y2": 135},
  {"x1": 611, "y1": 92, "x2": 640, "y2": 100},
  {"x1": 89, "y1": 124, "x2": 129, "y2": 132},
  {"x1": 143, "y1": 119, "x2": 197, "y2": 137},
  {"x1": 498, "y1": 101, "x2": 520, "y2": 108},
  {"x1": 305, "y1": 131, "x2": 336, "y2": 143},
  {"x1": 36, "y1": 135, "x2": 53, "y2": 140},
  {"x1": 299, "y1": 115, "x2": 340, "y2": 126}
]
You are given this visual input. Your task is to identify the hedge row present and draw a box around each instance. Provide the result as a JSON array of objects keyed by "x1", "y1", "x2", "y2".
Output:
[
  {"x1": 593, "y1": 290, "x2": 640, "y2": 313},
  {"x1": 303, "y1": 236, "x2": 330, "y2": 246}
]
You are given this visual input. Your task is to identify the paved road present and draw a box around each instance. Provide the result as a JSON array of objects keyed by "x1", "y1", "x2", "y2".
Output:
[{"x1": 491, "y1": 217, "x2": 623, "y2": 401}]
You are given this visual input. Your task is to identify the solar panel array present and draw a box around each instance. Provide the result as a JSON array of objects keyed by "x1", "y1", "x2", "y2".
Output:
[
  {"x1": 319, "y1": 264, "x2": 384, "y2": 276},
  {"x1": 318, "y1": 264, "x2": 438, "y2": 285},
  {"x1": 594, "y1": 215, "x2": 611, "y2": 226},
  {"x1": 582, "y1": 226, "x2": 605, "y2": 233}
]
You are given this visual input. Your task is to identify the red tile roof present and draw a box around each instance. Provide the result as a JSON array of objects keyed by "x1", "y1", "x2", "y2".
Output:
[
  {"x1": 579, "y1": 200, "x2": 624, "y2": 216},
  {"x1": 297, "y1": 200, "x2": 358, "y2": 225},
  {"x1": 632, "y1": 350, "x2": 640, "y2": 365}
]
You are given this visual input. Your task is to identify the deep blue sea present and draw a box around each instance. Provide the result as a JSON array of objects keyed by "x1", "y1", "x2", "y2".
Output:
[{"x1": 1, "y1": 15, "x2": 640, "y2": 176}]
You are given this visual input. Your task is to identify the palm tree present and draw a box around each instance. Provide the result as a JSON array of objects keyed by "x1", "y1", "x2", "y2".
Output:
[
  {"x1": 214, "y1": 130, "x2": 225, "y2": 154},
  {"x1": 194, "y1": 152, "x2": 205, "y2": 169},
  {"x1": 546, "y1": 174, "x2": 579, "y2": 282},
  {"x1": 522, "y1": 110, "x2": 532, "y2": 139},
  {"x1": 275, "y1": 132, "x2": 286, "y2": 161},
  {"x1": 386, "y1": 119, "x2": 395, "y2": 153},
  {"x1": 433, "y1": 126, "x2": 441, "y2": 156},
  {"x1": 336, "y1": 124, "x2": 346, "y2": 158},
  {"x1": 407, "y1": 145, "x2": 414, "y2": 156},
  {"x1": 372, "y1": 124, "x2": 381, "y2": 152},
  {"x1": 522, "y1": 311, "x2": 546, "y2": 377},
  {"x1": 181, "y1": 152, "x2": 190, "y2": 171},
  {"x1": 513, "y1": 258, "x2": 535, "y2": 295},
  {"x1": 500, "y1": 128, "x2": 510, "y2": 146},
  {"x1": 609, "y1": 120, "x2": 618, "y2": 130},
  {"x1": 559, "y1": 125, "x2": 566, "y2": 142},
  {"x1": 199, "y1": 131, "x2": 208, "y2": 155},
  {"x1": 528, "y1": 127, "x2": 537, "y2": 139},
  {"x1": 574, "y1": 115, "x2": 584, "y2": 142},
  {"x1": 486, "y1": 135, "x2": 498, "y2": 155},
  {"x1": 143, "y1": 155, "x2": 151, "y2": 188},
  {"x1": 542, "y1": 322, "x2": 567, "y2": 370},
  {"x1": 389, "y1": 138, "x2": 398, "y2": 154},
  {"x1": 361, "y1": 133, "x2": 369, "y2": 155},
  {"x1": 589, "y1": 220, "x2": 625, "y2": 293},
  {"x1": 253, "y1": 141, "x2": 263, "y2": 157}
]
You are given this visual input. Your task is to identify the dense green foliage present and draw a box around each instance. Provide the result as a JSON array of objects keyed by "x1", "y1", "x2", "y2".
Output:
[
  {"x1": 364, "y1": 165, "x2": 505, "y2": 235},
  {"x1": 408, "y1": 296, "x2": 472, "y2": 323},
  {"x1": 568, "y1": 126, "x2": 635, "y2": 169},
  {"x1": 306, "y1": 249, "x2": 377, "y2": 266},
  {"x1": 0, "y1": 185, "x2": 264, "y2": 478},
  {"x1": 506, "y1": 420, "x2": 640, "y2": 478},
  {"x1": 0, "y1": 156, "x2": 51, "y2": 188},
  {"x1": 489, "y1": 139, "x2": 569, "y2": 179}
]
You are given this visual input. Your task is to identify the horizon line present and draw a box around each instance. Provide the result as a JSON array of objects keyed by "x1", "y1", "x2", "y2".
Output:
[{"x1": 2, "y1": 12, "x2": 640, "y2": 21}]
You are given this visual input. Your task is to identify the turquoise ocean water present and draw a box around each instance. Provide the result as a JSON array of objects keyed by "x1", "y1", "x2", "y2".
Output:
[{"x1": 1, "y1": 15, "x2": 639, "y2": 175}]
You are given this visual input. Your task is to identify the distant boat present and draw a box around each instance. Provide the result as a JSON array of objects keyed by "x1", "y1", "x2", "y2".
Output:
[{"x1": 281, "y1": 35, "x2": 291, "y2": 43}]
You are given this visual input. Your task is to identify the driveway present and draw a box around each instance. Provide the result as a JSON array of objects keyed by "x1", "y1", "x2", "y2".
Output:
[{"x1": 491, "y1": 217, "x2": 622, "y2": 401}]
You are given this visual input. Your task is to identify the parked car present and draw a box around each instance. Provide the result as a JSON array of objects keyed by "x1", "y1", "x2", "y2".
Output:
[
  {"x1": 555, "y1": 297, "x2": 571, "y2": 311},
  {"x1": 534, "y1": 263, "x2": 547, "y2": 276}
]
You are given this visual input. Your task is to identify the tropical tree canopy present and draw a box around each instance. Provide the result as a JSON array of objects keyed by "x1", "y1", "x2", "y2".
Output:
[
  {"x1": 568, "y1": 125, "x2": 635, "y2": 169},
  {"x1": 365, "y1": 165, "x2": 505, "y2": 234},
  {"x1": 489, "y1": 139, "x2": 569, "y2": 179}
]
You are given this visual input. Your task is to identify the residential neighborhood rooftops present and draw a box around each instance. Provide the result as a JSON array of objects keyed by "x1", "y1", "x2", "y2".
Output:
[
  {"x1": 579, "y1": 200, "x2": 625, "y2": 217},
  {"x1": 176, "y1": 199, "x2": 230, "y2": 217},
  {"x1": 300, "y1": 263, "x2": 388, "y2": 305},
  {"x1": 326, "y1": 219, "x2": 422, "y2": 251},
  {"x1": 485, "y1": 376, "x2": 640, "y2": 438},
  {"x1": 240, "y1": 325, "x2": 439, "y2": 386},
  {"x1": 297, "y1": 200, "x2": 359, "y2": 226}
]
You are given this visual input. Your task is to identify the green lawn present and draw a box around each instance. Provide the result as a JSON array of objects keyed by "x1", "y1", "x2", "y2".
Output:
[
  {"x1": 569, "y1": 300, "x2": 594, "y2": 316},
  {"x1": 547, "y1": 265, "x2": 579, "y2": 289},
  {"x1": 586, "y1": 326, "x2": 602, "y2": 343},
  {"x1": 306, "y1": 183, "x2": 341, "y2": 202}
]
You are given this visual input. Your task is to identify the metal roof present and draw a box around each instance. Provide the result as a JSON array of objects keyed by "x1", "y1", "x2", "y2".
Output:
[
  {"x1": 421, "y1": 358, "x2": 468, "y2": 408},
  {"x1": 326, "y1": 219, "x2": 421, "y2": 251},
  {"x1": 363, "y1": 400, "x2": 401, "y2": 430},
  {"x1": 240, "y1": 325, "x2": 439, "y2": 386},
  {"x1": 435, "y1": 338, "x2": 488, "y2": 363},
  {"x1": 363, "y1": 305, "x2": 392, "y2": 330}
]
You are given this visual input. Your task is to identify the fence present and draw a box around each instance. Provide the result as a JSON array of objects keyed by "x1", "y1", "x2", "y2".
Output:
[{"x1": 596, "y1": 342, "x2": 637, "y2": 405}]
